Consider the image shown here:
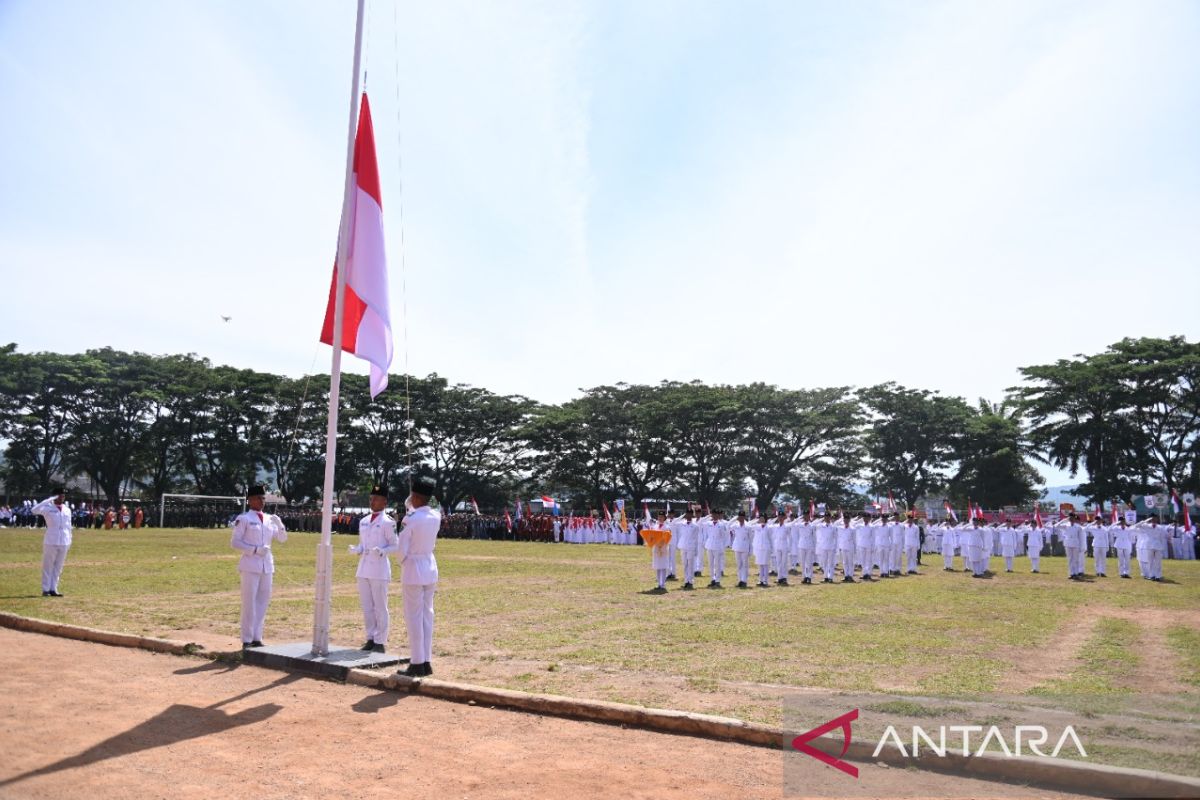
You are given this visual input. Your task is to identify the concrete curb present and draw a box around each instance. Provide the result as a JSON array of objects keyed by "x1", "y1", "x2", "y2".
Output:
[
  {"x1": 3, "y1": 612, "x2": 1198, "y2": 798},
  {"x1": 0, "y1": 612, "x2": 202, "y2": 655}
]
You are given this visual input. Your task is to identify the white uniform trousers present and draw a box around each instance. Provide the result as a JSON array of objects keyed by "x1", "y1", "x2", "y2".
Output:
[
  {"x1": 707, "y1": 549, "x2": 725, "y2": 581},
  {"x1": 774, "y1": 548, "x2": 790, "y2": 577},
  {"x1": 357, "y1": 577, "x2": 390, "y2": 643},
  {"x1": 817, "y1": 549, "x2": 835, "y2": 580},
  {"x1": 1066, "y1": 546, "x2": 1083, "y2": 576},
  {"x1": 942, "y1": 546, "x2": 955, "y2": 570},
  {"x1": 892, "y1": 544, "x2": 903, "y2": 573},
  {"x1": 1136, "y1": 548, "x2": 1150, "y2": 578},
  {"x1": 1092, "y1": 548, "x2": 1107, "y2": 576},
  {"x1": 1029, "y1": 550, "x2": 1040, "y2": 572},
  {"x1": 41, "y1": 544, "x2": 69, "y2": 592},
  {"x1": 1149, "y1": 551, "x2": 1163, "y2": 580},
  {"x1": 667, "y1": 539, "x2": 679, "y2": 577},
  {"x1": 1003, "y1": 555, "x2": 1014, "y2": 571},
  {"x1": 1116, "y1": 548, "x2": 1131, "y2": 577},
  {"x1": 735, "y1": 552, "x2": 750, "y2": 584},
  {"x1": 402, "y1": 582, "x2": 436, "y2": 664},
  {"x1": 680, "y1": 547, "x2": 698, "y2": 582},
  {"x1": 857, "y1": 547, "x2": 871, "y2": 576},
  {"x1": 905, "y1": 545, "x2": 919, "y2": 572},
  {"x1": 837, "y1": 548, "x2": 855, "y2": 577},
  {"x1": 239, "y1": 572, "x2": 272, "y2": 643},
  {"x1": 799, "y1": 548, "x2": 815, "y2": 580},
  {"x1": 967, "y1": 545, "x2": 984, "y2": 576}
]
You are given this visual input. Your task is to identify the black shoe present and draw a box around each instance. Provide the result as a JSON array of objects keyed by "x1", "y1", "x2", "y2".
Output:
[
  {"x1": 777, "y1": 578, "x2": 789, "y2": 586},
  {"x1": 737, "y1": 581, "x2": 748, "y2": 589},
  {"x1": 361, "y1": 639, "x2": 377, "y2": 651},
  {"x1": 788, "y1": 569, "x2": 800, "y2": 576},
  {"x1": 694, "y1": 571, "x2": 702, "y2": 578},
  {"x1": 401, "y1": 663, "x2": 422, "y2": 677},
  {"x1": 769, "y1": 570, "x2": 777, "y2": 576},
  {"x1": 1098, "y1": 574, "x2": 1106, "y2": 578},
  {"x1": 250, "y1": 640, "x2": 264, "y2": 648},
  {"x1": 711, "y1": 581, "x2": 722, "y2": 589},
  {"x1": 42, "y1": 590, "x2": 50, "y2": 597},
  {"x1": 908, "y1": 570, "x2": 919, "y2": 575},
  {"x1": 758, "y1": 581, "x2": 768, "y2": 588},
  {"x1": 1032, "y1": 570, "x2": 1040, "y2": 573},
  {"x1": 666, "y1": 574, "x2": 678, "y2": 581},
  {"x1": 241, "y1": 642, "x2": 252, "y2": 651},
  {"x1": 682, "y1": 583, "x2": 694, "y2": 590},
  {"x1": 49, "y1": 591, "x2": 63, "y2": 597},
  {"x1": 843, "y1": 576, "x2": 855, "y2": 583},
  {"x1": 824, "y1": 578, "x2": 834, "y2": 583},
  {"x1": 1006, "y1": 569, "x2": 1013, "y2": 573},
  {"x1": 1121, "y1": 574, "x2": 1131, "y2": 579},
  {"x1": 371, "y1": 643, "x2": 386, "y2": 653},
  {"x1": 421, "y1": 662, "x2": 433, "y2": 676},
  {"x1": 862, "y1": 575, "x2": 874, "y2": 582}
]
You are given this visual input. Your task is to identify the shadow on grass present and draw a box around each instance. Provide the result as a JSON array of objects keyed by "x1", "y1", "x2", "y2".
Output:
[{"x1": 0, "y1": 673, "x2": 302, "y2": 790}]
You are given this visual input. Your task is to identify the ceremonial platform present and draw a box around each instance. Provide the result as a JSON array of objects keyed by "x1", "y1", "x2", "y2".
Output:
[{"x1": 243, "y1": 642, "x2": 403, "y2": 679}]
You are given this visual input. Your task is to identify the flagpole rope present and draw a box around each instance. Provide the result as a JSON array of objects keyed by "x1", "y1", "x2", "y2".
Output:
[{"x1": 391, "y1": 0, "x2": 414, "y2": 487}]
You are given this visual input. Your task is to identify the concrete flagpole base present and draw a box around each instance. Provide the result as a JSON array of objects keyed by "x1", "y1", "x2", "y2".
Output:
[{"x1": 243, "y1": 641, "x2": 402, "y2": 680}]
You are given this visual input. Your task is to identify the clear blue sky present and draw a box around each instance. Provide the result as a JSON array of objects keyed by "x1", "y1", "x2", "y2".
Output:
[{"x1": 2, "y1": 0, "x2": 1198, "y2": 487}]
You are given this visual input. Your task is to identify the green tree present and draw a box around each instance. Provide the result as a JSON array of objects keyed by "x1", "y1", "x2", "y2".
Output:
[{"x1": 949, "y1": 399, "x2": 1042, "y2": 508}]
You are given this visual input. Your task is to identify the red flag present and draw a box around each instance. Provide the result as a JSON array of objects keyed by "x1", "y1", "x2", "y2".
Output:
[
  {"x1": 1033, "y1": 503, "x2": 1042, "y2": 527},
  {"x1": 643, "y1": 501, "x2": 650, "y2": 523},
  {"x1": 1110, "y1": 500, "x2": 1119, "y2": 525},
  {"x1": 1185, "y1": 503, "x2": 1194, "y2": 533},
  {"x1": 887, "y1": 490, "x2": 896, "y2": 512},
  {"x1": 504, "y1": 509, "x2": 513, "y2": 532},
  {"x1": 602, "y1": 501, "x2": 612, "y2": 523},
  {"x1": 470, "y1": 497, "x2": 480, "y2": 515},
  {"x1": 320, "y1": 93, "x2": 394, "y2": 398},
  {"x1": 809, "y1": 499, "x2": 816, "y2": 517},
  {"x1": 967, "y1": 500, "x2": 975, "y2": 522},
  {"x1": 944, "y1": 501, "x2": 958, "y2": 523}
]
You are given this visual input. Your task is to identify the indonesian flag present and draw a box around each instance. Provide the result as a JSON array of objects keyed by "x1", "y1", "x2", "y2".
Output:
[
  {"x1": 1171, "y1": 490, "x2": 1182, "y2": 515},
  {"x1": 643, "y1": 501, "x2": 650, "y2": 523},
  {"x1": 515, "y1": 497, "x2": 523, "y2": 519},
  {"x1": 809, "y1": 499, "x2": 816, "y2": 517},
  {"x1": 1111, "y1": 501, "x2": 1119, "y2": 525},
  {"x1": 320, "y1": 93, "x2": 394, "y2": 398},
  {"x1": 541, "y1": 495, "x2": 557, "y2": 511},
  {"x1": 944, "y1": 501, "x2": 958, "y2": 523},
  {"x1": 470, "y1": 497, "x2": 480, "y2": 515},
  {"x1": 504, "y1": 509, "x2": 513, "y2": 532},
  {"x1": 967, "y1": 501, "x2": 975, "y2": 522},
  {"x1": 1033, "y1": 504, "x2": 1042, "y2": 527},
  {"x1": 602, "y1": 501, "x2": 612, "y2": 522},
  {"x1": 1185, "y1": 502, "x2": 1194, "y2": 533},
  {"x1": 887, "y1": 490, "x2": 897, "y2": 512}
]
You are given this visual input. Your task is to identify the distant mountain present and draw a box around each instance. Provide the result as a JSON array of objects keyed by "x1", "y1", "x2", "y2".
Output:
[{"x1": 1042, "y1": 484, "x2": 1089, "y2": 505}]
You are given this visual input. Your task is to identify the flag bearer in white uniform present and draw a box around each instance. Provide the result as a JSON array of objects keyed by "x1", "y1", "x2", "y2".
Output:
[
  {"x1": 676, "y1": 509, "x2": 699, "y2": 591},
  {"x1": 665, "y1": 509, "x2": 680, "y2": 582},
  {"x1": 398, "y1": 476, "x2": 442, "y2": 677},
  {"x1": 704, "y1": 510, "x2": 728, "y2": 588},
  {"x1": 1026, "y1": 520, "x2": 1045, "y2": 573},
  {"x1": 731, "y1": 511, "x2": 753, "y2": 588},
  {"x1": 854, "y1": 516, "x2": 874, "y2": 582},
  {"x1": 889, "y1": 515, "x2": 905, "y2": 576},
  {"x1": 1113, "y1": 519, "x2": 1133, "y2": 578},
  {"x1": 351, "y1": 484, "x2": 400, "y2": 652},
  {"x1": 999, "y1": 521, "x2": 1019, "y2": 573},
  {"x1": 965, "y1": 518, "x2": 986, "y2": 577},
  {"x1": 31, "y1": 488, "x2": 72, "y2": 597},
  {"x1": 815, "y1": 513, "x2": 837, "y2": 583},
  {"x1": 753, "y1": 513, "x2": 773, "y2": 587},
  {"x1": 1147, "y1": 518, "x2": 1166, "y2": 582},
  {"x1": 1090, "y1": 519, "x2": 1110, "y2": 578},
  {"x1": 648, "y1": 512, "x2": 672, "y2": 592},
  {"x1": 230, "y1": 485, "x2": 288, "y2": 649}
]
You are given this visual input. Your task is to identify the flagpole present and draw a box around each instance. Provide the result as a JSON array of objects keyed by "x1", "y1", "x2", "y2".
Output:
[{"x1": 313, "y1": 0, "x2": 367, "y2": 657}]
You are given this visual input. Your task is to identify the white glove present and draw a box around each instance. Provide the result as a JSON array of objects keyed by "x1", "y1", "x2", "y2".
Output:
[
  {"x1": 370, "y1": 546, "x2": 383, "y2": 556},
  {"x1": 255, "y1": 545, "x2": 271, "y2": 555},
  {"x1": 348, "y1": 544, "x2": 361, "y2": 554}
]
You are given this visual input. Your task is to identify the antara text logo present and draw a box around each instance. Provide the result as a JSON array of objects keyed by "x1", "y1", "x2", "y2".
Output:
[{"x1": 789, "y1": 709, "x2": 1088, "y2": 779}]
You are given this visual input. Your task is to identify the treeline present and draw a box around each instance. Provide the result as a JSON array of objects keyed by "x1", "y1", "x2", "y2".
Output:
[{"x1": 0, "y1": 337, "x2": 1195, "y2": 511}]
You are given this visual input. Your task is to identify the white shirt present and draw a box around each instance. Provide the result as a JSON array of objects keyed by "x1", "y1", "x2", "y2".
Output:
[
  {"x1": 730, "y1": 522, "x2": 752, "y2": 553},
  {"x1": 903, "y1": 523, "x2": 921, "y2": 547},
  {"x1": 815, "y1": 522, "x2": 837, "y2": 550},
  {"x1": 674, "y1": 520, "x2": 698, "y2": 550},
  {"x1": 1112, "y1": 525, "x2": 1134, "y2": 550},
  {"x1": 231, "y1": 510, "x2": 288, "y2": 574},
  {"x1": 398, "y1": 506, "x2": 441, "y2": 585},
  {"x1": 31, "y1": 496, "x2": 73, "y2": 547},
  {"x1": 354, "y1": 511, "x2": 399, "y2": 580},
  {"x1": 704, "y1": 520, "x2": 729, "y2": 551}
]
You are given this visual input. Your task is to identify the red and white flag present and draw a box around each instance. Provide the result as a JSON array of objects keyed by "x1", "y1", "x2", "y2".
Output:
[
  {"x1": 504, "y1": 509, "x2": 513, "y2": 532},
  {"x1": 470, "y1": 497, "x2": 480, "y2": 515},
  {"x1": 642, "y1": 501, "x2": 651, "y2": 523},
  {"x1": 320, "y1": 93, "x2": 394, "y2": 398},
  {"x1": 1033, "y1": 503, "x2": 1042, "y2": 527},
  {"x1": 1171, "y1": 490, "x2": 1182, "y2": 515},
  {"x1": 1110, "y1": 501, "x2": 1119, "y2": 525},
  {"x1": 887, "y1": 490, "x2": 897, "y2": 513},
  {"x1": 808, "y1": 499, "x2": 816, "y2": 518},
  {"x1": 602, "y1": 501, "x2": 612, "y2": 523},
  {"x1": 944, "y1": 501, "x2": 957, "y2": 523},
  {"x1": 967, "y1": 501, "x2": 975, "y2": 522},
  {"x1": 1185, "y1": 502, "x2": 1194, "y2": 533}
]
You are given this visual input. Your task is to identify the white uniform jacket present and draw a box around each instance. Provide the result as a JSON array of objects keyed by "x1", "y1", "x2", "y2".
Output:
[
  {"x1": 397, "y1": 506, "x2": 441, "y2": 585},
  {"x1": 231, "y1": 511, "x2": 288, "y2": 574},
  {"x1": 354, "y1": 511, "x2": 400, "y2": 580},
  {"x1": 31, "y1": 496, "x2": 73, "y2": 547}
]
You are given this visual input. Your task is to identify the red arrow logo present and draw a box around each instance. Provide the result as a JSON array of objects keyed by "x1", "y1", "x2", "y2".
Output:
[{"x1": 790, "y1": 708, "x2": 859, "y2": 778}]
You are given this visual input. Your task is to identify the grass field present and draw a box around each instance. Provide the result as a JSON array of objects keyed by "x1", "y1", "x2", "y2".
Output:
[{"x1": 2, "y1": 527, "x2": 1198, "y2": 775}]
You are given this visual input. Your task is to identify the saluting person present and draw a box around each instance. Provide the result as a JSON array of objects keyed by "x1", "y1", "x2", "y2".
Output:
[
  {"x1": 351, "y1": 484, "x2": 400, "y2": 652},
  {"x1": 31, "y1": 488, "x2": 72, "y2": 597},
  {"x1": 230, "y1": 485, "x2": 288, "y2": 649},
  {"x1": 398, "y1": 476, "x2": 442, "y2": 677}
]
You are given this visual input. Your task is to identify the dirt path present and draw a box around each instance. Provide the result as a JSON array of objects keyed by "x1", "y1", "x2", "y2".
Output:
[{"x1": 0, "y1": 629, "x2": 1088, "y2": 800}]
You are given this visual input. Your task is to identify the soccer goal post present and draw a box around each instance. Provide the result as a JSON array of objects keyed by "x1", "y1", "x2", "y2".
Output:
[{"x1": 159, "y1": 493, "x2": 247, "y2": 528}]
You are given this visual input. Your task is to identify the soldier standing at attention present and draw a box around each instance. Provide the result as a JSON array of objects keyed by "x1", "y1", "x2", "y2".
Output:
[
  {"x1": 31, "y1": 488, "x2": 72, "y2": 597},
  {"x1": 398, "y1": 476, "x2": 442, "y2": 677},
  {"x1": 230, "y1": 485, "x2": 288, "y2": 649},
  {"x1": 351, "y1": 484, "x2": 400, "y2": 652}
]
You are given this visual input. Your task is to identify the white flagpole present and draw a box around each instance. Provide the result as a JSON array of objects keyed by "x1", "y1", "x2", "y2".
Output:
[{"x1": 313, "y1": 0, "x2": 367, "y2": 657}]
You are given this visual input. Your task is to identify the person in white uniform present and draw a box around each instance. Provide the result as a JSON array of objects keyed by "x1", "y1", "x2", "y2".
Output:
[
  {"x1": 1060, "y1": 514, "x2": 1084, "y2": 579},
  {"x1": 230, "y1": 484, "x2": 288, "y2": 649},
  {"x1": 902, "y1": 516, "x2": 921, "y2": 574},
  {"x1": 1090, "y1": 519, "x2": 1110, "y2": 578},
  {"x1": 350, "y1": 484, "x2": 400, "y2": 652},
  {"x1": 730, "y1": 511, "x2": 753, "y2": 589},
  {"x1": 398, "y1": 476, "x2": 442, "y2": 677},
  {"x1": 999, "y1": 521, "x2": 1019, "y2": 573},
  {"x1": 752, "y1": 513, "x2": 773, "y2": 587},
  {"x1": 1112, "y1": 518, "x2": 1134, "y2": 578},
  {"x1": 648, "y1": 512, "x2": 673, "y2": 592},
  {"x1": 855, "y1": 517, "x2": 875, "y2": 582},
  {"x1": 703, "y1": 510, "x2": 728, "y2": 588},
  {"x1": 1146, "y1": 518, "x2": 1166, "y2": 582},
  {"x1": 965, "y1": 518, "x2": 986, "y2": 578},
  {"x1": 836, "y1": 514, "x2": 856, "y2": 583},
  {"x1": 772, "y1": 512, "x2": 792, "y2": 586},
  {"x1": 31, "y1": 488, "x2": 72, "y2": 597},
  {"x1": 796, "y1": 514, "x2": 816, "y2": 584},
  {"x1": 815, "y1": 513, "x2": 837, "y2": 584},
  {"x1": 1026, "y1": 520, "x2": 1045, "y2": 573},
  {"x1": 675, "y1": 509, "x2": 699, "y2": 591},
  {"x1": 941, "y1": 521, "x2": 958, "y2": 571}
]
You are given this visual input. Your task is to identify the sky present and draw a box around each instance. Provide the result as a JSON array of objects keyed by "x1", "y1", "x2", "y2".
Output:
[{"x1": 1, "y1": 0, "x2": 1198, "y2": 487}]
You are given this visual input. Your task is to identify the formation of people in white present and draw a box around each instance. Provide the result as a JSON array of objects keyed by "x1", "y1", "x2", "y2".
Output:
[{"x1": 553, "y1": 509, "x2": 1193, "y2": 591}]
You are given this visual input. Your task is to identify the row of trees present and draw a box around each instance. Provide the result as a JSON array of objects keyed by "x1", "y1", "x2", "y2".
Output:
[{"x1": 0, "y1": 337, "x2": 1195, "y2": 512}]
